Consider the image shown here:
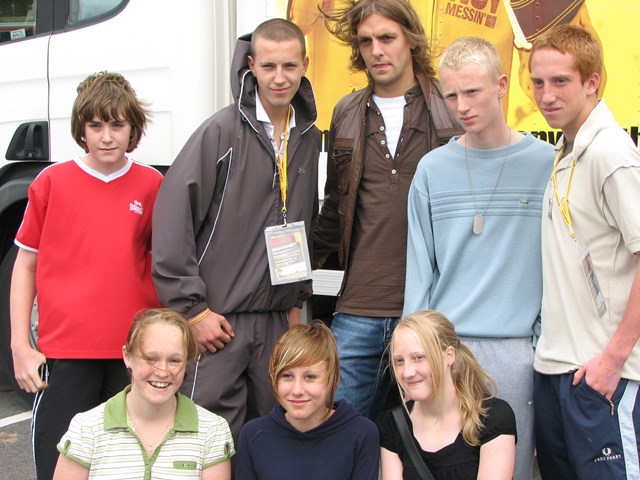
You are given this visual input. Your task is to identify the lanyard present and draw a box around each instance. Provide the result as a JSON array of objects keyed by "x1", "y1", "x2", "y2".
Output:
[
  {"x1": 276, "y1": 107, "x2": 291, "y2": 225},
  {"x1": 551, "y1": 144, "x2": 577, "y2": 238}
]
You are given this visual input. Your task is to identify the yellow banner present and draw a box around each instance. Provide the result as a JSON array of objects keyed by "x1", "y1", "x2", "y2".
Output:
[{"x1": 282, "y1": 0, "x2": 639, "y2": 145}]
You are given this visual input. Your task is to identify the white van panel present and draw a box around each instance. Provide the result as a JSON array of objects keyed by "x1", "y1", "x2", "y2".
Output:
[
  {"x1": 0, "y1": 36, "x2": 49, "y2": 163},
  {"x1": 46, "y1": 0, "x2": 226, "y2": 166}
]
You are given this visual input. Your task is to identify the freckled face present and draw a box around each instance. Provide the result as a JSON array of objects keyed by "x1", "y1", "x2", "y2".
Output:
[
  {"x1": 530, "y1": 47, "x2": 600, "y2": 140},
  {"x1": 124, "y1": 323, "x2": 187, "y2": 408}
]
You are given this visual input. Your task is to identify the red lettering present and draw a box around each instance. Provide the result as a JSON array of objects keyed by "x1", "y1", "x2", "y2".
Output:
[
  {"x1": 454, "y1": 0, "x2": 500, "y2": 14},
  {"x1": 445, "y1": 0, "x2": 499, "y2": 26},
  {"x1": 471, "y1": 0, "x2": 487, "y2": 9},
  {"x1": 445, "y1": 2, "x2": 457, "y2": 16},
  {"x1": 485, "y1": 14, "x2": 496, "y2": 28},
  {"x1": 466, "y1": 6, "x2": 475, "y2": 21}
]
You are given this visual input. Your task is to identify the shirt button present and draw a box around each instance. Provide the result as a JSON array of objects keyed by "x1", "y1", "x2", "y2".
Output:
[
  {"x1": 381, "y1": 140, "x2": 386, "y2": 145},
  {"x1": 385, "y1": 154, "x2": 390, "y2": 159},
  {"x1": 391, "y1": 169, "x2": 397, "y2": 174},
  {"x1": 379, "y1": 126, "x2": 385, "y2": 131}
]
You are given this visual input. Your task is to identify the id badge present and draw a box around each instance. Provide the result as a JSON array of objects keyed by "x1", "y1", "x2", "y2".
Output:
[
  {"x1": 264, "y1": 221, "x2": 312, "y2": 285},
  {"x1": 580, "y1": 247, "x2": 607, "y2": 317}
]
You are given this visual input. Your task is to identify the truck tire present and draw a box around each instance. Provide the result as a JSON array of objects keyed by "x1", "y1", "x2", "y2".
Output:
[{"x1": 0, "y1": 245, "x2": 35, "y2": 404}]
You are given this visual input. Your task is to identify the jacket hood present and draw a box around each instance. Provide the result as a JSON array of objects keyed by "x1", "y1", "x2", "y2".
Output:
[
  {"x1": 230, "y1": 32, "x2": 252, "y2": 104},
  {"x1": 270, "y1": 400, "x2": 361, "y2": 438},
  {"x1": 230, "y1": 32, "x2": 318, "y2": 132}
]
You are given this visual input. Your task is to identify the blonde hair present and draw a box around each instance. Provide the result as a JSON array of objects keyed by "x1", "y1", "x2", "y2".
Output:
[
  {"x1": 124, "y1": 308, "x2": 198, "y2": 363},
  {"x1": 390, "y1": 310, "x2": 496, "y2": 446},
  {"x1": 439, "y1": 36, "x2": 503, "y2": 81},
  {"x1": 269, "y1": 321, "x2": 340, "y2": 406}
]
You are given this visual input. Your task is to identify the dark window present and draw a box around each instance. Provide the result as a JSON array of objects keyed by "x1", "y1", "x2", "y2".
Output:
[{"x1": 0, "y1": 0, "x2": 37, "y2": 44}]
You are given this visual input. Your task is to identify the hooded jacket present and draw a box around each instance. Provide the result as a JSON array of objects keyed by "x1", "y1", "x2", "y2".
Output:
[
  {"x1": 152, "y1": 33, "x2": 320, "y2": 318},
  {"x1": 235, "y1": 400, "x2": 380, "y2": 480}
]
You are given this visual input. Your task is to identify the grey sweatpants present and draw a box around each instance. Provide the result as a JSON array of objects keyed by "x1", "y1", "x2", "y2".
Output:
[
  {"x1": 180, "y1": 310, "x2": 289, "y2": 442},
  {"x1": 461, "y1": 336, "x2": 535, "y2": 480}
]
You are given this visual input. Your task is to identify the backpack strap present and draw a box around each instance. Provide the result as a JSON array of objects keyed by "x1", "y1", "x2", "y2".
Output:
[{"x1": 391, "y1": 406, "x2": 436, "y2": 480}]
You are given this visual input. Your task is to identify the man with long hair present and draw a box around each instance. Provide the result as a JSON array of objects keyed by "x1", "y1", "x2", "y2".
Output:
[{"x1": 314, "y1": 0, "x2": 460, "y2": 422}]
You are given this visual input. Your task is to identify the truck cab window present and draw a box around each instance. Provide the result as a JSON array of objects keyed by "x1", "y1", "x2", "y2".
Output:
[
  {"x1": 68, "y1": 0, "x2": 126, "y2": 25},
  {"x1": 0, "y1": 0, "x2": 37, "y2": 44}
]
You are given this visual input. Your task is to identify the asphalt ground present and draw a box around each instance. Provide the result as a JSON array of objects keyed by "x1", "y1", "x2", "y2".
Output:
[{"x1": 0, "y1": 368, "x2": 36, "y2": 480}]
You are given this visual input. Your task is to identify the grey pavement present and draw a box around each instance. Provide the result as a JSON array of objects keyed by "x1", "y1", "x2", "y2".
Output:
[{"x1": 0, "y1": 368, "x2": 36, "y2": 480}]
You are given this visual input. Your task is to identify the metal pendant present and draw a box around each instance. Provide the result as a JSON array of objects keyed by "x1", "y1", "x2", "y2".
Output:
[{"x1": 473, "y1": 214, "x2": 484, "y2": 235}]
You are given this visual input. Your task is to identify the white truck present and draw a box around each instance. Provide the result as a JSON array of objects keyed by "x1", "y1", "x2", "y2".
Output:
[
  {"x1": 0, "y1": 0, "x2": 298, "y2": 398},
  {"x1": 1, "y1": 0, "x2": 637, "y2": 399}
]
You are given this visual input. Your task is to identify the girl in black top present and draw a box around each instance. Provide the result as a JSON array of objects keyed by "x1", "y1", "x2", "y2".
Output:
[{"x1": 378, "y1": 311, "x2": 516, "y2": 480}]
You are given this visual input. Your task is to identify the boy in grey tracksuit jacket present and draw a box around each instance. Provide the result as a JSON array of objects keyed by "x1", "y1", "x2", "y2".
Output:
[{"x1": 152, "y1": 23, "x2": 320, "y2": 440}]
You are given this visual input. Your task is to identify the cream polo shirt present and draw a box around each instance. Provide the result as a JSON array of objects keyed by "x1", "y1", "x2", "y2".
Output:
[
  {"x1": 57, "y1": 386, "x2": 234, "y2": 479},
  {"x1": 535, "y1": 100, "x2": 640, "y2": 381}
]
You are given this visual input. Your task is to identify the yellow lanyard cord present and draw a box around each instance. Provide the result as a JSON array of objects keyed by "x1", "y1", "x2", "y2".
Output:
[
  {"x1": 551, "y1": 144, "x2": 577, "y2": 238},
  {"x1": 276, "y1": 107, "x2": 291, "y2": 224}
]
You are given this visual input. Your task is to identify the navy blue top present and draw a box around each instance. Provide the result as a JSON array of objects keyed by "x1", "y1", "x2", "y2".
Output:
[{"x1": 236, "y1": 399, "x2": 380, "y2": 480}]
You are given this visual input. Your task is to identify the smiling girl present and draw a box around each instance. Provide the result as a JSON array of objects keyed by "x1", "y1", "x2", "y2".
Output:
[
  {"x1": 235, "y1": 321, "x2": 380, "y2": 480},
  {"x1": 379, "y1": 311, "x2": 516, "y2": 480},
  {"x1": 53, "y1": 309, "x2": 234, "y2": 479}
]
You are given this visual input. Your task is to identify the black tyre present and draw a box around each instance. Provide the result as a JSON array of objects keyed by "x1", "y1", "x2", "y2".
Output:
[{"x1": 0, "y1": 245, "x2": 36, "y2": 404}]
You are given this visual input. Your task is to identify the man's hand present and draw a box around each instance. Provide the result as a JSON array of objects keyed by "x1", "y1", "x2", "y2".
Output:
[
  {"x1": 573, "y1": 352, "x2": 622, "y2": 400},
  {"x1": 12, "y1": 345, "x2": 47, "y2": 393},
  {"x1": 191, "y1": 310, "x2": 234, "y2": 353}
]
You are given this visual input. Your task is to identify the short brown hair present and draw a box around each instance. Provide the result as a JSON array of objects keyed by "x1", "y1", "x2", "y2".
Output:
[
  {"x1": 71, "y1": 71, "x2": 151, "y2": 153},
  {"x1": 320, "y1": 0, "x2": 435, "y2": 78},
  {"x1": 529, "y1": 24, "x2": 603, "y2": 83},
  {"x1": 124, "y1": 308, "x2": 198, "y2": 363},
  {"x1": 269, "y1": 321, "x2": 340, "y2": 407},
  {"x1": 251, "y1": 18, "x2": 306, "y2": 58}
]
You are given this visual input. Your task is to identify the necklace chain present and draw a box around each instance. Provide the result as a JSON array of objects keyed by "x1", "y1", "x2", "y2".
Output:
[
  {"x1": 464, "y1": 129, "x2": 512, "y2": 234},
  {"x1": 129, "y1": 414, "x2": 174, "y2": 455}
]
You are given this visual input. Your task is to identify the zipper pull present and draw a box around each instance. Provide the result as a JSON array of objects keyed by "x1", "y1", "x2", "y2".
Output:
[{"x1": 609, "y1": 399, "x2": 615, "y2": 416}]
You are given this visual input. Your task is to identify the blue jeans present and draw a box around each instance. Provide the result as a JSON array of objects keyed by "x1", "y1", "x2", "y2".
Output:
[{"x1": 330, "y1": 313, "x2": 398, "y2": 421}]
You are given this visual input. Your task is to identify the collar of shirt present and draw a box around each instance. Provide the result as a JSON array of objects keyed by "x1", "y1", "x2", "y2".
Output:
[
  {"x1": 255, "y1": 87, "x2": 296, "y2": 155},
  {"x1": 103, "y1": 385, "x2": 198, "y2": 433}
]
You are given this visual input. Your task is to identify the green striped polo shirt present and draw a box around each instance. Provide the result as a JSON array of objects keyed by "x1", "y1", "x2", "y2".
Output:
[{"x1": 57, "y1": 386, "x2": 234, "y2": 479}]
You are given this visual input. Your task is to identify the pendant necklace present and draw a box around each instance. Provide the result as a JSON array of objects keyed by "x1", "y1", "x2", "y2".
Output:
[
  {"x1": 129, "y1": 413, "x2": 174, "y2": 457},
  {"x1": 464, "y1": 129, "x2": 512, "y2": 235}
]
